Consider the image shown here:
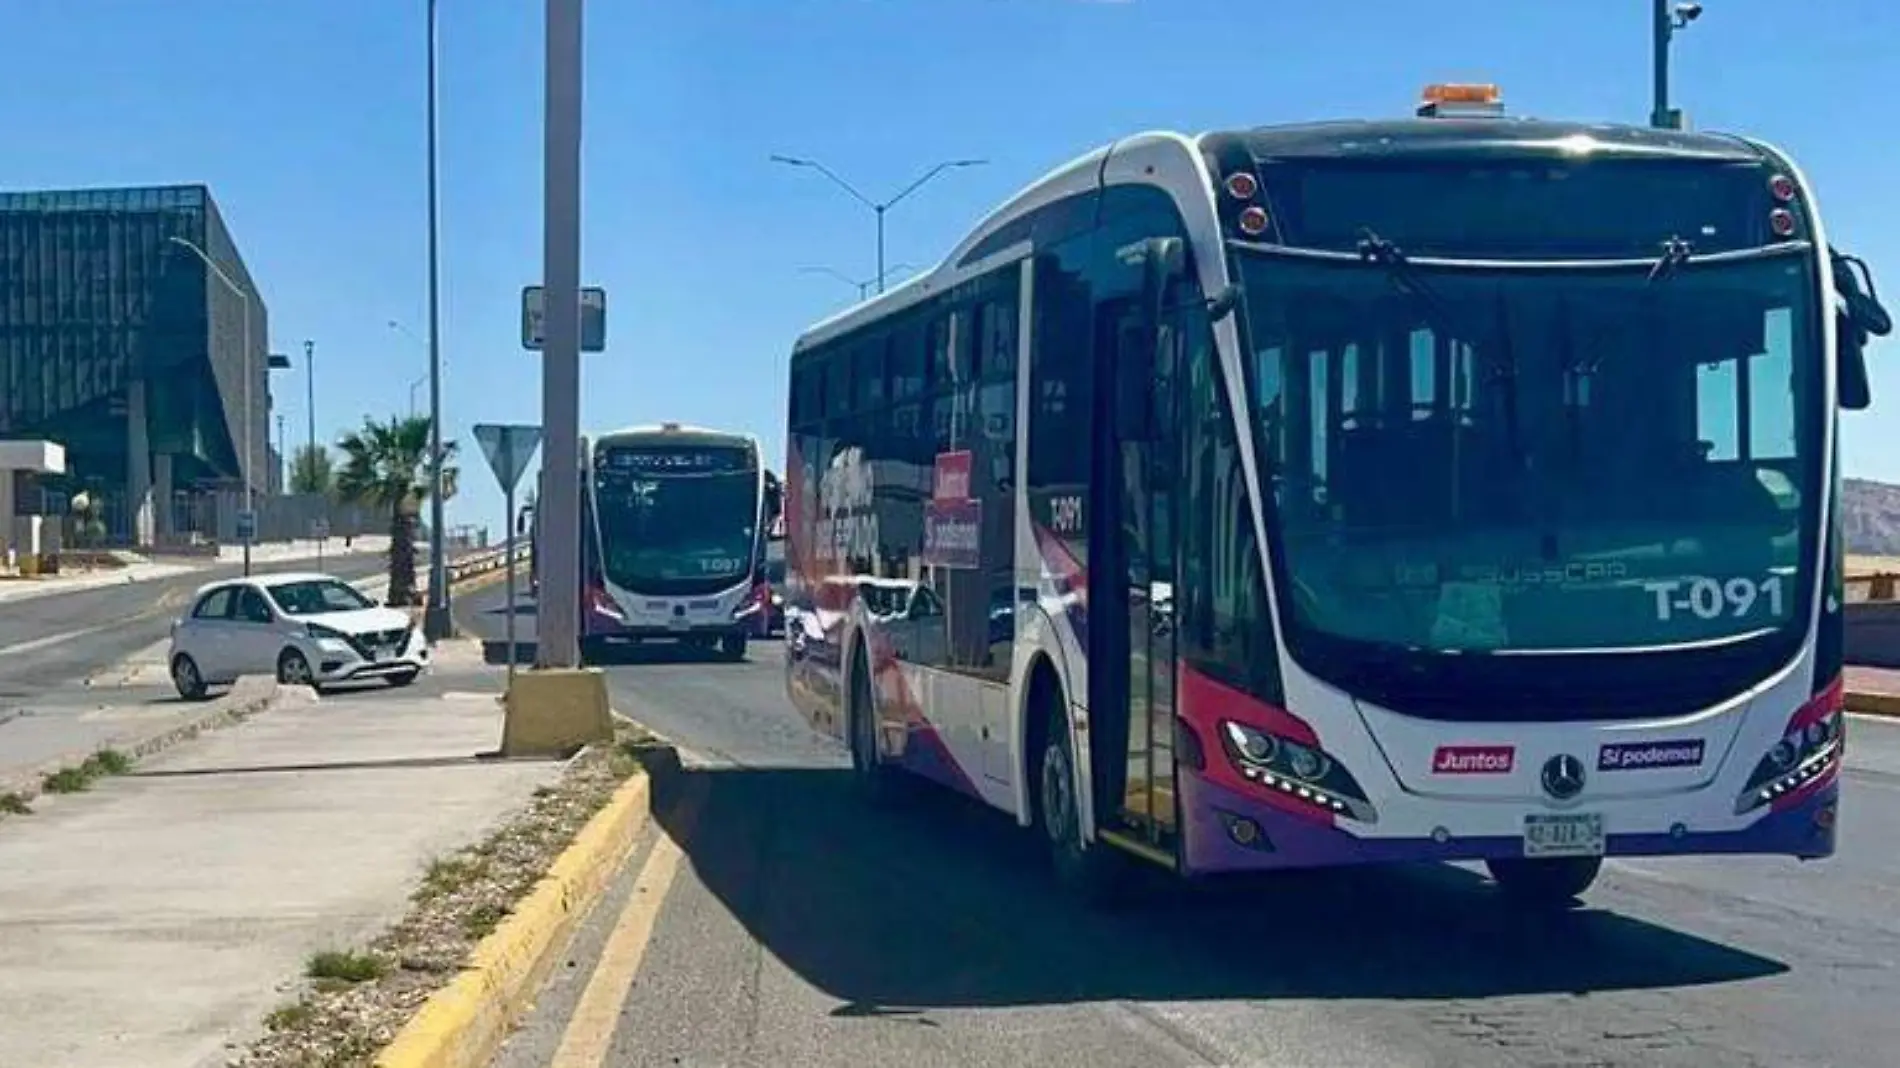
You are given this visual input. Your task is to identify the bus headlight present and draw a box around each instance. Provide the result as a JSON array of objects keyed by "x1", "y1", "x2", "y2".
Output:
[
  {"x1": 1220, "y1": 721, "x2": 1376, "y2": 824},
  {"x1": 1736, "y1": 679, "x2": 1845, "y2": 815}
]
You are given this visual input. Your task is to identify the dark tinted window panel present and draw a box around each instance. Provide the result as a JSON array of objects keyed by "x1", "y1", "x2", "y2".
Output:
[
  {"x1": 824, "y1": 352, "x2": 852, "y2": 416},
  {"x1": 854, "y1": 340, "x2": 887, "y2": 410}
]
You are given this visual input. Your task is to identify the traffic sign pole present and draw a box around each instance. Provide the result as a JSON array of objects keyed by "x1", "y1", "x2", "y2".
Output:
[
  {"x1": 473, "y1": 422, "x2": 545, "y2": 682},
  {"x1": 504, "y1": 482, "x2": 520, "y2": 683}
]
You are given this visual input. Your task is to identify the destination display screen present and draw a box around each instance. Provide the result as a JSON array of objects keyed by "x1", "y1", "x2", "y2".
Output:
[
  {"x1": 1264, "y1": 158, "x2": 1778, "y2": 259},
  {"x1": 598, "y1": 446, "x2": 754, "y2": 475}
]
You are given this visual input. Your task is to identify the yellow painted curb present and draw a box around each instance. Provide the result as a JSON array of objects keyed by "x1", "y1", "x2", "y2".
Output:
[
  {"x1": 1845, "y1": 690, "x2": 1900, "y2": 719},
  {"x1": 373, "y1": 770, "x2": 653, "y2": 1068}
]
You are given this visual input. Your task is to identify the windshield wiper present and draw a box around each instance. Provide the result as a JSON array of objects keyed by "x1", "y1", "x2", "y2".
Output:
[
  {"x1": 1647, "y1": 235, "x2": 1695, "y2": 285},
  {"x1": 1356, "y1": 229, "x2": 1471, "y2": 340}
]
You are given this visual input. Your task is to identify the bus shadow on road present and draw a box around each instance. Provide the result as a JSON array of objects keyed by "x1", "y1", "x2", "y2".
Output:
[{"x1": 637, "y1": 747, "x2": 1788, "y2": 1008}]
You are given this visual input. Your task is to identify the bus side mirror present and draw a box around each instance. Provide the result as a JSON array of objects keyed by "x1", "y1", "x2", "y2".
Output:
[
  {"x1": 1838, "y1": 311, "x2": 1873, "y2": 411},
  {"x1": 1206, "y1": 283, "x2": 1242, "y2": 324},
  {"x1": 1833, "y1": 249, "x2": 1888, "y2": 411}
]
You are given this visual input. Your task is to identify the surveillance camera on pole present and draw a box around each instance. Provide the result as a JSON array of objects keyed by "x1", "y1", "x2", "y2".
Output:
[{"x1": 1652, "y1": 0, "x2": 1707, "y2": 130}]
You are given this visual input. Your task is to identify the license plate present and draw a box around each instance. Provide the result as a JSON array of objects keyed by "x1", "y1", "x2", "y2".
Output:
[
  {"x1": 668, "y1": 616, "x2": 691, "y2": 631},
  {"x1": 1522, "y1": 813, "x2": 1605, "y2": 858}
]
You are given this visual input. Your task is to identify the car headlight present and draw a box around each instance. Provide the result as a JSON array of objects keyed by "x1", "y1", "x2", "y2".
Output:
[{"x1": 306, "y1": 622, "x2": 349, "y2": 642}]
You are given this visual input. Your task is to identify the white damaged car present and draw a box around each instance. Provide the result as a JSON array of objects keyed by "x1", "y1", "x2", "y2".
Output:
[{"x1": 168, "y1": 572, "x2": 430, "y2": 698}]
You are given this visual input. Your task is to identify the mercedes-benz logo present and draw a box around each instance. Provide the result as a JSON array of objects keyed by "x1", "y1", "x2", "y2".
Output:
[{"x1": 1541, "y1": 754, "x2": 1586, "y2": 801}]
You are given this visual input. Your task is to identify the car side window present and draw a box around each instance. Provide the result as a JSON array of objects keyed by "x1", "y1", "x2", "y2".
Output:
[
  {"x1": 192, "y1": 588, "x2": 235, "y2": 620},
  {"x1": 236, "y1": 589, "x2": 274, "y2": 624}
]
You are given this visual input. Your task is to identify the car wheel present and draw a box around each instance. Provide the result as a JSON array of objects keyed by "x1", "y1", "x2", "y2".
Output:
[
  {"x1": 1484, "y1": 856, "x2": 1601, "y2": 908},
  {"x1": 720, "y1": 634, "x2": 748, "y2": 661},
  {"x1": 171, "y1": 653, "x2": 209, "y2": 701},
  {"x1": 277, "y1": 649, "x2": 318, "y2": 690},
  {"x1": 386, "y1": 670, "x2": 420, "y2": 688}
]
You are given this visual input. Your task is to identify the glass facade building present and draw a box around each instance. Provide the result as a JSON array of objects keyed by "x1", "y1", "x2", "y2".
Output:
[{"x1": 0, "y1": 184, "x2": 269, "y2": 544}]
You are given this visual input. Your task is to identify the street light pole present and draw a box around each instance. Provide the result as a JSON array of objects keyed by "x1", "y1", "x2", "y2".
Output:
[
  {"x1": 168, "y1": 235, "x2": 254, "y2": 576},
  {"x1": 422, "y1": 0, "x2": 452, "y2": 640},
  {"x1": 538, "y1": 0, "x2": 585, "y2": 669},
  {"x1": 303, "y1": 339, "x2": 315, "y2": 462},
  {"x1": 769, "y1": 155, "x2": 987, "y2": 294},
  {"x1": 1651, "y1": 1, "x2": 1703, "y2": 130}
]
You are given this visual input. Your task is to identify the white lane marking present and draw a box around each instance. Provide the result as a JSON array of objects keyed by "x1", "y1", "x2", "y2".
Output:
[{"x1": 0, "y1": 625, "x2": 111, "y2": 660}]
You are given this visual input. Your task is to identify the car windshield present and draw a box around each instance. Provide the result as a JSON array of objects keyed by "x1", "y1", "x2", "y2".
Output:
[
  {"x1": 267, "y1": 579, "x2": 374, "y2": 616},
  {"x1": 1237, "y1": 244, "x2": 1820, "y2": 656},
  {"x1": 594, "y1": 451, "x2": 759, "y2": 594}
]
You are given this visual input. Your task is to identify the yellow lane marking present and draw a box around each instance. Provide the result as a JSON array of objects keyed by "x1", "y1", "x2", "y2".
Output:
[{"x1": 548, "y1": 783, "x2": 705, "y2": 1068}]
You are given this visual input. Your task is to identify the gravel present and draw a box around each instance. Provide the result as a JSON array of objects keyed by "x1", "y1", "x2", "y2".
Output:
[{"x1": 232, "y1": 725, "x2": 660, "y2": 1068}]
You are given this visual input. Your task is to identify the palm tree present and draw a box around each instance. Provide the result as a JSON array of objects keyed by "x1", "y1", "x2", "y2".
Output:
[{"x1": 335, "y1": 415, "x2": 460, "y2": 606}]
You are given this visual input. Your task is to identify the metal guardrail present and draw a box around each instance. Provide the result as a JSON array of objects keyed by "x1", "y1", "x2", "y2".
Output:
[
  {"x1": 443, "y1": 539, "x2": 533, "y2": 585},
  {"x1": 1846, "y1": 573, "x2": 1898, "y2": 604}
]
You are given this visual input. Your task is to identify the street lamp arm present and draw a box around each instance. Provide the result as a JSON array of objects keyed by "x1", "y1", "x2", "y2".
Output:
[
  {"x1": 769, "y1": 154, "x2": 876, "y2": 211},
  {"x1": 168, "y1": 235, "x2": 246, "y2": 299},
  {"x1": 799, "y1": 265, "x2": 860, "y2": 287},
  {"x1": 884, "y1": 158, "x2": 987, "y2": 211}
]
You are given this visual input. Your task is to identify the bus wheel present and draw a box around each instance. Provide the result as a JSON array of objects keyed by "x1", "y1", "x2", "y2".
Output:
[
  {"x1": 1485, "y1": 855, "x2": 1601, "y2": 907},
  {"x1": 1038, "y1": 702, "x2": 1123, "y2": 905},
  {"x1": 849, "y1": 649, "x2": 899, "y2": 803},
  {"x1": 720, "y1": 634, "x2": 748, "y2": 661}
]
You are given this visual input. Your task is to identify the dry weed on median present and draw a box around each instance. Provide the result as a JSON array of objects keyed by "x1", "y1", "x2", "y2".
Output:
[{"x1": 232, "y1": 723, "x2": 662, "y2": 1068}]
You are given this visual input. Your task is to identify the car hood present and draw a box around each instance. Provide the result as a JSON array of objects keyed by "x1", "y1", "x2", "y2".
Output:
[{"x1": 299, "y1": 607, "x2": 414, "y2": 636}]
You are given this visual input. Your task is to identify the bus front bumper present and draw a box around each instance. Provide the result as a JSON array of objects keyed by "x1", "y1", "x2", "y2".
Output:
[{"x1": 1176, "y1": 769, "x2": 1840, "y2": 876}]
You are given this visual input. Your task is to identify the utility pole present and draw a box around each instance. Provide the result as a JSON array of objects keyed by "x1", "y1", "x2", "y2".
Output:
[
  {"x1": 422, "y1": 0, "x2": 453, "y2": 641},
  {"x1": 276, "y1": 413, "x2": 286, "y2": 495},
  {"x1": 1651, "y1": 1, "x2": 1703, "y2": 130},
  {"x1": 537, "y1": 0, "x2": 584, "y2": 668}
]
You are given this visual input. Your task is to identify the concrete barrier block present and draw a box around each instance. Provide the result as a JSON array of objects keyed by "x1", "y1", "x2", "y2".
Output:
[{"x1": 500, "y1": 668, "x2": 612, "y2": 758}]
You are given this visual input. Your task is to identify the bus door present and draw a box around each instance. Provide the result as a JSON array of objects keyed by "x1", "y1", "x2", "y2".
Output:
[{"x1": 1088, "y1": 235, "x2": 1185, "y2": 867}]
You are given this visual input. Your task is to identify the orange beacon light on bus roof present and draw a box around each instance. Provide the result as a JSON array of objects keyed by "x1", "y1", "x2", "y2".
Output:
[{"x1": 1416, "y1": 83, "x2": 1504, "y2": 117}]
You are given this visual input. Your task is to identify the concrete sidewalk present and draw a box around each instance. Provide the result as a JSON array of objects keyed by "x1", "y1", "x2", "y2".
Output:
[{"x1": 0, "y1": 643, "x2": 563, "y2": 1068}]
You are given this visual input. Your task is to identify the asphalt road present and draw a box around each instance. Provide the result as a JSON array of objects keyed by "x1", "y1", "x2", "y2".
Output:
[
  {"x1": 0, "y1": 554, "x2": 388, "y2": 779},
  {"x1": 458, "y1": 579, "x2": 1900, "y2": 1068}
]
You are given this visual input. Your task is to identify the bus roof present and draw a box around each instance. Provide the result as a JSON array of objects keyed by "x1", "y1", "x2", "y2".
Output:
[
  {"x1": 791, "y1": 116, "x2": 1774, "y2": 357},
  {"x1": 592, "y1": 423, "x2": 760, "y2": 451}
]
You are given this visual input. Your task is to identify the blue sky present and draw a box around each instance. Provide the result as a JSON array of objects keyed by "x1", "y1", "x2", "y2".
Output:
[{"x1": 2, "y1": 0, "x2": 1895, "y2": 535}]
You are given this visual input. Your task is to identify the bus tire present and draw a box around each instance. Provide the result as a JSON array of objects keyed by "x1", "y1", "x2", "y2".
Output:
[
  {"x1": 1038, "y1": 701, "x2": 1123, "y2": 906},
  {"x1": 1485, "y1": 855, "x2": 1601, "y2": 907},
  {"x1": 848, "y1": 645, "x2": 900, "y2": 803}
]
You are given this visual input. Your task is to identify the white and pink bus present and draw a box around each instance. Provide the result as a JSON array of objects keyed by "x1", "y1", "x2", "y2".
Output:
[{"x1": 780, "y1": 85, "x2": 1890, "y2": 904}]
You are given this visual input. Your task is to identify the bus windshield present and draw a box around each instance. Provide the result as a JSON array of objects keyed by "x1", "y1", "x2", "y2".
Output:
[
  {"x1": 1236, "y1": 245, "x2": 1820, "y2": 658},
  {"x1": 593, "y1": 446, "x2": 759, "y2": 595}
]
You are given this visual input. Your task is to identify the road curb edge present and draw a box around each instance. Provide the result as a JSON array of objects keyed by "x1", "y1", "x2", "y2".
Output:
[
  {"x1": 0, "y1": 676, "x2": 282, "y2": 802},
  {"x1": 1845, "y1": 689, "x2": 1900, "y2": 719},
  {"x1": 372, "y1": 766, "x2": 652, "y2": 1068}
]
